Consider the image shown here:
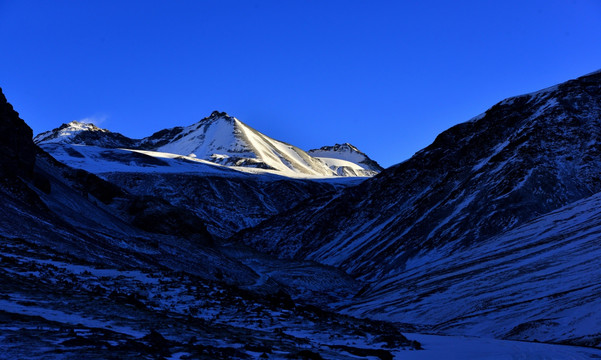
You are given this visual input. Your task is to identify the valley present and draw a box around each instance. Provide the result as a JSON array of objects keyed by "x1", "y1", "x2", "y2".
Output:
[{"x1": 3, "y1": 70, "x2": 601, "y2": 359}]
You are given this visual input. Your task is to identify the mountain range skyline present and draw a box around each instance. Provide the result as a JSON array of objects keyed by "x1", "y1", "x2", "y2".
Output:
[
  {"x1": 34, "y1": 111, "x2": 383, "y2": 178},
  {"x1": 1, "y1": 1, "x2": 600, "y2": 168}
]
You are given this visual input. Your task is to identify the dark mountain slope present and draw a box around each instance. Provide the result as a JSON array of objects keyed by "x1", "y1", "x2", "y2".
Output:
[
  {"x1": 238, "y1": 70, "x2": 601, "y2": 279},
  {"x1": 340, "y1": 189, "x2": 601, "y2": 346},
  {"x1": 104, "y1": 172, "x2": 354, "y2": 238}
]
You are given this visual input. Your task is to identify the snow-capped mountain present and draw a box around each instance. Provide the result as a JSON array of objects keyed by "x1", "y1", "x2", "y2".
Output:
[
  {"x1": 35, "y1": 112, "x2": 377, "y2": 238},
  {"x1": 140, "y1": 111, "x2": 335, "y2": 176},
  {"x1": 308, "y1": 143, "x2": 383, "y2": 176},
  {"x1": 237, "y1": 70, "x2": 601, "y2": 345},
  {"x1": 6, "y1": 67, "x2": 601, "y2": 357},
  {"x1": 35, "y1": 111, "x2": 382, "y2": 178}
]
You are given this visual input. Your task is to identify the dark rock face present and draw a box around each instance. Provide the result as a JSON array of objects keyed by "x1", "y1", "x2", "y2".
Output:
[
  {"x1": 239, "y1": 71, "x2": 601, "y2": 278},
  {"x1": 105, "y1": 172, "x2": 350, "y2": 239},
  {"x1": 125, "y1": 195, "x2": 214, "y2": 246},
  {"x1": 33, "y1": 148, "x2": 214, "y2": 245},
  {"x1": 139, "y1": 126, "x2": 185, "y2": 149},
  {"x1": 0, "y1": 89, "x2": 213, "y2": 246},
  {"x1": 0, "y1": 88, "x2": 36, "y2": 179}
]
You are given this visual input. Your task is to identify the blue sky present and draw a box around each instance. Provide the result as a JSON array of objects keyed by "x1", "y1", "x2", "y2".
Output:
[{"x1": 1, "y1": 0, "x2": 600, "y2": 167}]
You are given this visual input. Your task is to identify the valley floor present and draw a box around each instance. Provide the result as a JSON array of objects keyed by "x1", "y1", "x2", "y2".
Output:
[{"x1": 399, "y1": 333, "x2": 601, "y2": 360}]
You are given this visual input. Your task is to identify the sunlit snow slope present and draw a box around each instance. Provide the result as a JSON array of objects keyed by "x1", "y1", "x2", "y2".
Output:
[{"x1": 140, "y1": 111, "x2": 338, "y2": 176}]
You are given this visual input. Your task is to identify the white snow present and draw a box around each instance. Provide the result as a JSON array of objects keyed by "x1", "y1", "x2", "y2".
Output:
[
  {"x1": 157, "y1": 117, "x2": 254, "y2": 160},
  {"x1": 40, "y1": 143, "x2": 369, "y2": 182},
  {"x1": 152, "y1": 115, "x2": 336, "y2": 176},
  {"x1": 33, "y1": 121, "x2": 106, "y2": 144},
  {"x1": 36, "y1": 115, "x2": 382, "y2": 178},
  {"x1": 472, "y1": 140, "x2": 510, "y2": 171},
  {"x1": 308, "y1": 145, "x2": 367, "y2": 164}
]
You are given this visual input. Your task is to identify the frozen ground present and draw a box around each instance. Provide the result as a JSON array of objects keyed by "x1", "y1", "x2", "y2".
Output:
[{"x1": 398, "y1": 333, "x2": 601, "y2": 360}]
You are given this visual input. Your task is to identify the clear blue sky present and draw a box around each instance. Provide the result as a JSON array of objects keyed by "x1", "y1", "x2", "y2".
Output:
[{"x1": 1, "y1": 0, "x2": 600, "y2": 167}]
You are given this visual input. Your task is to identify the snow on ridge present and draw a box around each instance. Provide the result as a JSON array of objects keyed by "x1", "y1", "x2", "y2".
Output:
[
  {"x1": 308, "y1": 143, "x2": 383, "y2": 175},
  {"x1": 155, "y1": 115, "x2": 253, "y2": 159},
  {"x1": 39, "y1": 143, "x2": 363, "y2": 182},
  {"x1": 34, "y1": 121, "x2": 108, "y2": 144},
  {"x1": 309, "y1": 143, "x2": 367, "y2": 163}
]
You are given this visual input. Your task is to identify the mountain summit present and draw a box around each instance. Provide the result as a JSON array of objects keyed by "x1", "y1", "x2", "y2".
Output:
[
  {"x1": 139, "y1": 111, "x2": 335, "y2": 176},
  {"x1": 34, "y1": 120, "x2": 137, "y2": 148}
]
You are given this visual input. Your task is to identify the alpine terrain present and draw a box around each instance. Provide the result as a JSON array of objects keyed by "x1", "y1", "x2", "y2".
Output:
[
  {"x1": 0, "y1": 87, "x2": 422, "y2": 359},
  {"x1": 3, "y1": 69, "x2": 601, "y2": 359}
]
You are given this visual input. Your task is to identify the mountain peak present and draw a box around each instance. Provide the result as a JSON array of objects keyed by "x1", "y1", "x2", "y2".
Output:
[
  {"x1": 56, "y1": 120, "x2": 107, "y2": 134},
  {"x1": 316, "y1": 143, "x2": 361, "y2": 153},
  {"x1": 145, "y1": 112, "x2": 337, "y2": 175},
  {"x1": 197, "y1": 110, "x2": 237, "y2": 127},
  {"x1": 34, "y1": 121, "x2": 136, "y2": 148},
  {"x1": 308, "y1": 143, "x2": 384, "y2": 175}
]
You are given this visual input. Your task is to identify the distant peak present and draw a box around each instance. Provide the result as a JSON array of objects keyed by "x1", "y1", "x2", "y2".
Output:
[
  {"x1": 313, "y1": 143, "x2": 361, "y2": 153},
  {"x1": 308, "y1": 143, "x2": 384, "y2": 172},
  {"x1": 34, "y1": 119, "x2": 135, "y2": 147}
]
